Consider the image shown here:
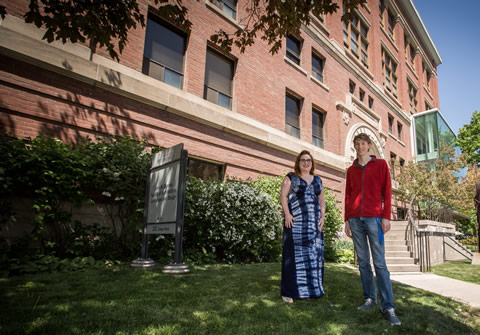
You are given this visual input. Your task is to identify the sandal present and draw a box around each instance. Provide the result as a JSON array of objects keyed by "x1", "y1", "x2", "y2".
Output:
[{"x1": 282, "y1": 296, "x2": 294, "y2": 303}]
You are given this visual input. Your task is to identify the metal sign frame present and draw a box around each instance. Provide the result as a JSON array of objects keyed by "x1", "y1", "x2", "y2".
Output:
[{"x1": 133, "y1": 143, "x2": 189, "y2": 272}]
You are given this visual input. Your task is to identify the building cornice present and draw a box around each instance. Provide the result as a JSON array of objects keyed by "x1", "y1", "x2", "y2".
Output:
[{"x1": 397, "y1": 0, "x2": 442, "y2": 68}]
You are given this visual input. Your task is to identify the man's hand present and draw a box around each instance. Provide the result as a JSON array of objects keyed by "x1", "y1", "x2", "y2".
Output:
[
  {"x1": 344, "y1": 220, "x2": 352, "y2": 238},
  {"x1": 381, "y1": 218, "x2": 391, "y2": 233}
]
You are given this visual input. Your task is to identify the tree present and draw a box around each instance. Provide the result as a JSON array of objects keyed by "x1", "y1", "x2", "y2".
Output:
[
  {"x1": 1, "y1": 0, "x2": 366, "y2": 61},
  {"x1": 457, "y1": 110, "x2": 480, "y2": 167},
  {"x1": 457, "y1": 110, "x2": 480, "y2": 251},
  {"x1": 397, "y1": 144, "x2": 462, "y2": 219}
]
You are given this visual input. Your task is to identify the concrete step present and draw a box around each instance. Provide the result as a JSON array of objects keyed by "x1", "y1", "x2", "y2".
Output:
[
  {"x1": 384, "y1": 230, "x2": 407, "y2": 238},
  {"x1": 385, "y1": 245, "x2": 410, "y2": 251},
  {"x1": 385, "y1": 251, "x2": 412, "y2": 257},
  {"x1": 384, "y1": 234, "x2": 407, "y2": 241},
  {"x1": 385, "y1": 240, "x2": 407, "y2": 246},
  {"x1": 387, "y1": 264, "x2": 421, "y2": 272},
  {"x1": 386, "y1": 257, "x2": 415, "y2": 264}
]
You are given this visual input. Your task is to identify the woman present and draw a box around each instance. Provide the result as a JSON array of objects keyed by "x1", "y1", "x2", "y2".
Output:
[{"x1": 280, "y1": 150, "x2": 325, "y2": 303}]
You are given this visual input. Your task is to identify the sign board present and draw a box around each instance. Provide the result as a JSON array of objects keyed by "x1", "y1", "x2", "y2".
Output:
[
  {"x1": 135, "y1": 143, "x2": 189, "y2": 270},
  {"x1": 145, "y1": 143, "x2": 184, "y2": 232},
  {"x1": 151, "y1": 144, "x2": 183, "y2": 169},
  {"x1": 147, "y1": 161, "x2": 180, "y2": 224},
  {"x1": 146, "y1": 223, "x2": 176, "y2": 234}
]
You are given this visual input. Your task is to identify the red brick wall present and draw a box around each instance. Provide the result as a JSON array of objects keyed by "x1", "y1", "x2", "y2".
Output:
[{"x1": 0, "y1": 0, "x2": 443, "y2": 205}]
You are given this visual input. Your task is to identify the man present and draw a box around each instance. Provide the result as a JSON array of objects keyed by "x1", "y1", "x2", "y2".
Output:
[{"x1": 344, "y1": 133, "x2": 401, "y2": 326}]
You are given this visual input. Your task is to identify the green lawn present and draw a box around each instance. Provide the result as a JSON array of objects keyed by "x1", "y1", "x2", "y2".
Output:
[
  {"x1": 1, "y1": 263, "x2": 479, "y2": 334},
  {"x1": 432, "y1": 259, "x2": 480, "y2": 285}
]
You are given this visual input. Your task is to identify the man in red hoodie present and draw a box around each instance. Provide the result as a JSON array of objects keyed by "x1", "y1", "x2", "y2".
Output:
[{"x1": 344, "y1": 133, "x2": 401, "y2": 326}]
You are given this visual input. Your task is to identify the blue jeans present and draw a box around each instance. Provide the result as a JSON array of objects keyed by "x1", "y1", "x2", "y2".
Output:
[{"x1": 349, "y1": 217, "x2": 395, "y2": 311}]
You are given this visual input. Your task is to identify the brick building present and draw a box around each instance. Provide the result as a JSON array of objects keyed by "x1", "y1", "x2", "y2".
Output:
[{"x1": 0, "y1": 0, "x2": 442, "y2": 217}]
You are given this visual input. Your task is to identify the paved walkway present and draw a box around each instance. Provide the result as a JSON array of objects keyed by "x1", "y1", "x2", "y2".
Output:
[{"x1": 390, "y1": 272, "x2": 480, "y2": 308}]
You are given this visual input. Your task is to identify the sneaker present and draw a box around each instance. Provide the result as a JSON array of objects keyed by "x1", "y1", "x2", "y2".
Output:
[
  {"x1": 357, "y1": 298, "x2": 377, "y2": 311},
  {"x1": 384, "y1": 308, "x2": 401, "y2": 326}
]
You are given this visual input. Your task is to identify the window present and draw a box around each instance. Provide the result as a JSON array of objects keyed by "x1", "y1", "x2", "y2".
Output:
[
  {"x1": 286, "y1": 35, "x2": 301, "y2": 65},
  {"x1": 390, "y1": 152, "x2": 397, "y2": 179},
  {"x1": 397, "y1": 207, "x2": 407, "y2": 220},
  {"x1": 209, "y1": 0, "x2": 237, "y2": 19},
  {"x1": 425, "y1": 100, "x2": 433, "y2": 111},
  {"x1": 188, "y1": 157, "x2": 224, "y2": 181},
  {"x1": 388, "y1": 114, "x2": 394, "y2": 134},
  {"x1": 368, "y1": 96, "x2": 374, "y2": 109},
  {"x1": 387, "y1": 9, "x2": 396, "y2": 39},
  {"x1": 314, "y1": 13, "x2": 326, "y2": 23},
  {"x1": 142, "y1": 14, "x2": 186, "y2": 89},
  {"x1": 204, "y1": 48, "x2": 234, "y2": 109},
  {"x1": 349, "y1": 80, "x2": 356, "y2": 94},
  {"x1": 380, "y1": 1, "x2": 396, "y2": 41},
  {"x1": 312, "y1": 52, "x2": 324, "y2": 82},
  {"x1": 382, "y1": 48, "x2": 398, "y2": 96},
  {"x1": 359, "y1": 89, "x2": 365, "y2": 102},
  {"x1": 404, "y1": 35, "x2": 416, "y2": 68},
  {"x1": 285, "y1": 93, "x2": 301, "y2": 138},
  {"x1": 423, "y1": 62, "x2": 432, "y2": 89},
  {"x1": 379, "y1": 0, "x2": 385, "y2": 24},
  {"x1": 312, "y1": 108, "x2": 325, "y2": 148},
  {"x1": 408, "y1": 81, "x2": 417, "y2": 114},
  {"x1": 409, "y1": 45, "x2": 416, "y2": 67},
  {"x1": 343, "y1": 11, "x2": 369, "y2": 67},
  {"x1": 397, "y1": 122, "x2": 403, "y2": 141},
  {"x1": 399, "y1": 158, "x2": 405, "y2": 168}
]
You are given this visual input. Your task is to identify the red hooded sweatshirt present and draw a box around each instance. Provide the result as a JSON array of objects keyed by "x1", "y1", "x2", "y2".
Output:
[{"x1": 344, "y1": 156, "x2": 392, "y2": 221}]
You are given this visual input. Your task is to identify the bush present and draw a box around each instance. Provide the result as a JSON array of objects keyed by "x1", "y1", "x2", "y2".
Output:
[
  {"x1": 330, "y1": 239, "x2": 355, "y2": 264},
  {"x1": 0, "y1": 133, "x2": 347, "y2": 269},
  {"x1": 250, "y1": 175, "x2": 284, "y2": 212},
  {"x1": 183, "y1": 178, "x2": 282, "y2": 263},
  {"x1": 0, "y1": 134, "x2": 150, "y2": 261}
]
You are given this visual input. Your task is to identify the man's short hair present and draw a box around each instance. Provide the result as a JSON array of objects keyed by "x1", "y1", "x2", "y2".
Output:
[{"x1": 353, "y1": 133, "x2": 372, "y2": 144}]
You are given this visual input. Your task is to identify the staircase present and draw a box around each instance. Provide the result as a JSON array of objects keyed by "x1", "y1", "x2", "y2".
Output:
[{"x1": 385, "y1": 220, "x2": 420, "y2": 272}]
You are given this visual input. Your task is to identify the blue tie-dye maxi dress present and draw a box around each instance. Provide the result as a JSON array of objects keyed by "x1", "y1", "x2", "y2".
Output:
[{"x1": 281, "y1": 172, "x2": 325, "y2": 299}]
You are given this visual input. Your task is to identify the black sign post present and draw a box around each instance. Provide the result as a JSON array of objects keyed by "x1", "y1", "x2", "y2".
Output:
[{"x1": 131, "y1": 143, "x2": 190, "y2": 273}]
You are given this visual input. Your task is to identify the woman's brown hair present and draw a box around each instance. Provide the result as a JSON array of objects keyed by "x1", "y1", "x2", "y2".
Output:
[{"x1": 294, "y1": 150, "x2": 315, "y2": 177}]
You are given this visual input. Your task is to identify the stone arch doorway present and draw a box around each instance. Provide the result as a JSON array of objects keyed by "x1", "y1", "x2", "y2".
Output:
[{"x1": 345, "y1": 124, "x2": 385, "y2": 164}]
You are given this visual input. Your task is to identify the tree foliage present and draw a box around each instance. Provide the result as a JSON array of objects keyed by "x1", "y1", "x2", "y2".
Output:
[
  {"x1": 396, "y1": 144, "x2": 478, "y2": 234},
  {"x1": 457, "y1": 110, "x2": 480, "y2": 167},
  {"x1": 211, "y1": 0, "x2": 366, "y2": 54},
  {"x1": 4, "y1": 0, "x2": 365, "y2": 61}
]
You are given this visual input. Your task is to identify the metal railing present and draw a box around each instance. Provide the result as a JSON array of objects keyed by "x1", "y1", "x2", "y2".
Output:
[
  {"x1": 407, "y1": 196, "x2": 473, "y2": 272},
  {"x1": 443, "y1": 234, "x2": 473, "y2": 261},
  {"x1": 407, "y1": 196, "x2": 431, "y2": 272}
]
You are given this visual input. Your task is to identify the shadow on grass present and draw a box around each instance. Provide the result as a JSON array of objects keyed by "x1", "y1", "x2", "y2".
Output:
[{"x1": 2, "y1": 263, "x2": 479, "y2": 334}]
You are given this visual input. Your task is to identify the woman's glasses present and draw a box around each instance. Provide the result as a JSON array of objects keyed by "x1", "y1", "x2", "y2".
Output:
[{"x1": 300, "y1": 159, "x2": 312, "y2": 163}]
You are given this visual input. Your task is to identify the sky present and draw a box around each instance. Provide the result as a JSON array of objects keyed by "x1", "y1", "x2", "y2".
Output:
[{"x1": 412, "y1": 0, "x2": 480, "y2": 135}]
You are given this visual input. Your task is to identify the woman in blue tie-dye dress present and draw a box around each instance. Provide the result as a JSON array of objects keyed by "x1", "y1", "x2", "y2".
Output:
[{"x1": 279, "y1": 150, "x2": 325, "y2": 303}]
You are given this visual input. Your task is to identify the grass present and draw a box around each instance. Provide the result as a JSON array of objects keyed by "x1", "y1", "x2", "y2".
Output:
[
  {"x1": 432, "y1": 259, "x2": 480, "y2": 285},
  {"x1": 1, "y1": 262, "x2": 479, "y2": 334}
]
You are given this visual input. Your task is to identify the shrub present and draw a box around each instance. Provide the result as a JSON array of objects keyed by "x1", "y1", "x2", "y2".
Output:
[
  {"x1": 0, "y1": 134, "x2": 151, "y2": 260},
  {"x1": 183, "y1": 178, "x2": 282, "y2": 263},
  {"x1": 250, "y1": 175, "x2": 284, "y2": 212},
  {"x1": 323, "y1": 188, "x2": 344, "y2": 261},
  {"x1": 330, "y1": 239, "x2": 355, "y2": 264},
  {"x1": 0, "y1": 133, "x2": 347, "y2": 268}
]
